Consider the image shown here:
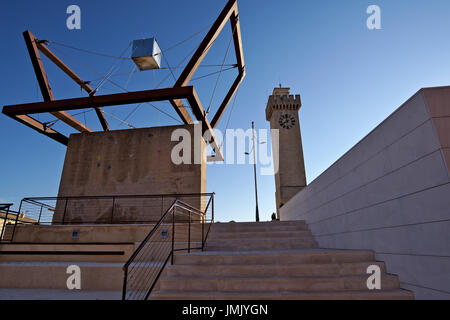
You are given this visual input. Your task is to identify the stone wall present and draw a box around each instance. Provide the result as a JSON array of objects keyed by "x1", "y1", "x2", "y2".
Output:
[{"x1": 280, "y1": 86, "x2": 450, "y2": 299}]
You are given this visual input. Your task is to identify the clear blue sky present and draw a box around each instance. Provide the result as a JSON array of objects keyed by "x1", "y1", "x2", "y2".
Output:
[{"x1": 1, "y1": 0, "x2": 450, "y2": 222}]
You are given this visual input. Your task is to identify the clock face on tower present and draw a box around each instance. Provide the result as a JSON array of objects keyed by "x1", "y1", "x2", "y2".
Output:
[{"x1": 279, "y1": 113, "x2": 296, "y2": 129}]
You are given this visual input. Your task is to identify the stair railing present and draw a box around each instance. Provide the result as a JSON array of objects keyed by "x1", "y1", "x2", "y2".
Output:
[
  {"x1": 122, "y1": 193, "x2": 214, "y2": 300},
  {"x1": 0, "y1": 204, "x2": 26, "y2": 243}
]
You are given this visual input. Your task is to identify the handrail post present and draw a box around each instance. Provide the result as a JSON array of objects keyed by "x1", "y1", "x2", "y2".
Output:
[
  {"x1": 202, "y1": 210, "x2": 205, "y2": 251},
  {"x1": 37, "y1": 204, "x2": 43, "y2": 224},
  {"x1": 171, "y1": 207, "x2": 175, "y2": 265},
  {"x1": 0, "y1": 204, "x2": 11, "y2": 241},
  {"x1": 122, "y1": 266, "x2": 128, "y2": 300},
  {"x1": 10, "y1": 201, "x2": 23, "y2": 243},
  {"x1": 188, "y1": 211, "x2": 191, "y2": 254},
  {"x1": 62, "y1": 199, "x2": 68, "y2": 225},
  {"x1": 111, "y1": 197, "x2": 115, "y2": 224}
]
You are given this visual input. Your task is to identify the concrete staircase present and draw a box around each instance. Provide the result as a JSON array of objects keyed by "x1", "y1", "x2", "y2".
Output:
[
  {"x1": 205, "y1": 221, "x2": 318, "y2": 251},
  {"x1": 152, "y1": 221, "x2": 414, "y2": 300},
  {"x1": 0, "y1": 224, "x2": 189, "y2": 298},
  {"x1": 0, "y1": 243, "x2": 135, "y2": 293},
  {"x1": 0, "y1": 221, "x2": 414, "y2": 299}
]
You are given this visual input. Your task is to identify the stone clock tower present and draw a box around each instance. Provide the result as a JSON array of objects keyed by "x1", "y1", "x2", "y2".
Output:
[{"x1": 265, "y1": 87, "x2": 306, "y2": 217}]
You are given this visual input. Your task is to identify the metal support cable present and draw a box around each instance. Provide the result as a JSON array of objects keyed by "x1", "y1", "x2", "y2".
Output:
[
  {"x1": 217, "y1": 87, "x2": 240, "y2": 151},
  {"x1": 43, "y1": 109, "x2": 94, "y2": 128},
  {"x1": 47, "y1": 20, "x2": 213, "y2": 61},
  {"x1": 161, "y1": 49, "x2": 177, "y2": 83},
  {"x1": 86, "y1": 64, "x2": 237, "y2": 83},
  {"x1": 191, "y1": 65, "x2": 237, "y2": 82},
  {"x1": 102, "y1": 110, "x2": 136, "y2": 129},
  {"x1": 43, "y1": 18, "x2": 232, "y2": 129},
  {"x1": 157, "y1": 21, "x2": 213, "y2": 55},
  {"x1": 47, "y1": 41, "x2": 131, "y2": 60},
  {"x1": 48, "y1": 44, "x2": 182, "y2": 125},
  {"x1": 92, "y1": 42, "x2": 133, "y2": 95},
  {"x1": 206, "y1": 23, "x2": 238, "y2": 115},
  {"x1": 155, "y1": 45, "x2": 198, "y2": 89}
]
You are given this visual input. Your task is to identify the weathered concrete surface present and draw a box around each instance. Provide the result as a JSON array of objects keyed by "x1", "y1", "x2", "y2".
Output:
[
  {"x1": 0, "y1": 243, "x2": 135, "y2": 262},
  {"x1": 11, "y1": 223, "x2": 208, "y2": 244},
  {"x1": 266, "y1": 88, "x2": 307, "y2": 215},
  {"x1": 280, "y1": 86, "x2": 450, "y2": 299},
  {"x1": 54, "y1": 125, "x2": 206, "y2": 224}
]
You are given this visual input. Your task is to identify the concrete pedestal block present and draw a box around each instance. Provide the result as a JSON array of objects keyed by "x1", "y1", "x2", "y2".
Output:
[{"x1": 54, "y1": 125, "x2": 206, "y2": 224}]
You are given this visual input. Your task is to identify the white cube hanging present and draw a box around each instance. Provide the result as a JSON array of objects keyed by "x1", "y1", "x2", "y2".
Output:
[{"x1": 131, "y1": 38, "x2": 162, "y2": 71}]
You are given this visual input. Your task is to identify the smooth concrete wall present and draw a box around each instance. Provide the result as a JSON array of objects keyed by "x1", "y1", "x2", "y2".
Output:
[
  {"x1": 54, "y1": 125, "x2": 206, "y2": 224},
  {"x1": 280, "y1": 86, "x2": 450, "y2": 299}
]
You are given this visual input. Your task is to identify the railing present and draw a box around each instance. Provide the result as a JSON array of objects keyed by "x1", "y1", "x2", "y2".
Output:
[
  {"x1": 122, "y1": 193, "x2": 214, "y2": 300},
  {"x1": 0, "y1": 203, "x2": 29, "y2": 242},
  {"x1": 2, "y1": 194, "x2": 212, "y2": 243}
]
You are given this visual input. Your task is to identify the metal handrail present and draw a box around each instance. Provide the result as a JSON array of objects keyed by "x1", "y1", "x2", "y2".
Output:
[
  {"x1": 0, "y1": 203, "x2": 13, "y2": 210},
  {"x1": 8, "y1": 193, "x2": 214, "y2": 241},
  {"x1": 122, "y1": 194, "x2": 214, "y2": 300},
  {"x1": 202, "y1": 195, "x2": 214, "y2": 250},
  {"x1": 22, "y1": 193, "x2": 213, "y2": 201},
  {"x1": 0, "y1": 204, "x2": 13, "y2": 241}
]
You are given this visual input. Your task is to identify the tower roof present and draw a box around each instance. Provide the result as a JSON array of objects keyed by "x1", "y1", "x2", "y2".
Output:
[
  {"x1": 272, "y1": 87, "x2": 291, "y2": 96},
  {"x1": 265, "y1": 87, "x2": 301, "y2": 121}
]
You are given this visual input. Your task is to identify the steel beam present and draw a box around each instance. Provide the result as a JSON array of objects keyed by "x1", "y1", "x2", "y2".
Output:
[
  {"x1": 35, "y1": 37, "x2": 110, "y2": 131},
  {"x1": 186, "y1": 89, "x2": 224, "y2": 161},
  {"x1": 230, "y1": 10, "x2": 245, "y2": 75},
  {"x1": 10, "y1": 0, "x2": 245, "y2": 160},
  {"x1": 3, "y1": 87, "x2": 197, "y2": 115},
  {"x1": 8, "y1": 114, "x2": 69, "y2": 145},
  {"x1": 207, "y1": 8, "x2": 246, "y2": 128},
  {"x1": 170, "y1": 0, "x2": 245, "y2": 130},
  {"x1": 23, "y1": 30, "x2": 92, "y2": 133},
  {"x1": 23, "y1": 31, "x2": 53, "y2": 102},
  {"x1": 169, "y1": 99, "x2": 193, "y2": 125},
  {"x1": 211, "y1": 71, "x2": 244, "y2": 128},
  {"x1": 3, "y1": 86, "x2": 223, "y2": 160},
  {"x1": 174, "y1": 0, "x2": 239, "y2": 87}
]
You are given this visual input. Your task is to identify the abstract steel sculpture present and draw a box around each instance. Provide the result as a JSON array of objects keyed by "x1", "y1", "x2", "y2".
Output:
[{"x1": 2, "y1": 0, "x2": 245, "y2": 160}]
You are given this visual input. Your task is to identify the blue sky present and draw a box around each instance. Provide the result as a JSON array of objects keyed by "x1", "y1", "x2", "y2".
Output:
[{"x1": 1, "y1": 0, "x2": 450, "y2": 222}]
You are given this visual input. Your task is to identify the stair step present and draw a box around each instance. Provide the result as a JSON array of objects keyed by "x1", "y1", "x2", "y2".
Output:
[
  {"x1": 151, "y1": 289, "x2": 414, "y2": 300},
  {"x1": 213, "y1": 221, "x2": 307, "y2": 227},
  {"x1": 205, "y1": 238, "x2": 318, "y2": 251},
  {"x1": 133, "y1": 242, "x2": 203, "y2": 252},
  {"x1": 0, "y1": 288, "x2": 123, "y2": 300},
  {"x1": 165, "y1": 261, "x2": 386, "y2": 277},
  {"x1": 0, "y1": 243, "x2": 135, "y2": 262},
  {"x1": 208, "y1": 230, "x2": 313, "y2": 240},
  {"x1": 174, "y1": 250, "x2": 375, "y2": 265},
  {"x1": 0, "y1": 243, "x2": 134, "y2": 252},
  {"x1": 9, "y1": 224, "x2": 207, "y2": 244},
  {"x1": 0, "y1": 262, "x2": 126, "y2": 290},
  {"x1": 0, "y1": 261, "x2": 166, "y2": 291},
  {"x1": 211, "y1": 223, "x2": 308, "y2": 233},
  {"x1": 159, "y1": 274, "x2": 400, "y2": 292}
]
